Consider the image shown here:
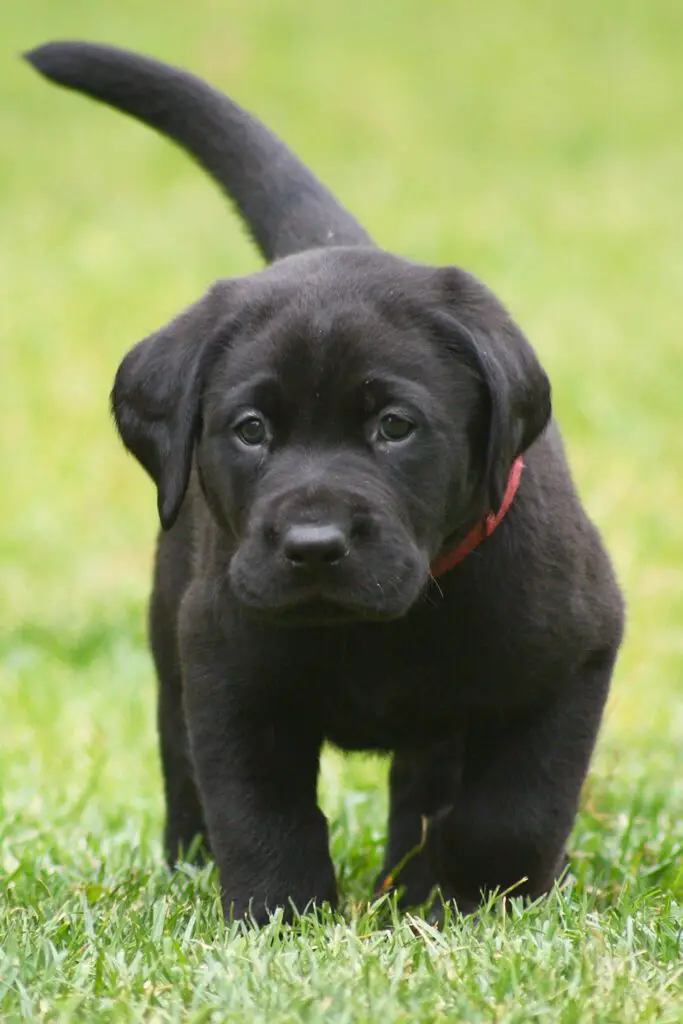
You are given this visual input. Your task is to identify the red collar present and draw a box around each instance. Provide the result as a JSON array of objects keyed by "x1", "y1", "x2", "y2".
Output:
[{"x1": 430, "y1": 456, "x2": 524, "y2": 577}]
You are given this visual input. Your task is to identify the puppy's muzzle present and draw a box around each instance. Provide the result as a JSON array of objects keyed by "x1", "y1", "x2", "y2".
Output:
[{"x1": 229, "y1": 480, "x2": 427, "y2": 621}]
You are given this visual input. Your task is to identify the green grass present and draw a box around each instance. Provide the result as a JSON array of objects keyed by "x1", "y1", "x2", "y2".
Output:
[{"x1": 1, "y1": 1, "x2": 682, "y2": 1020}]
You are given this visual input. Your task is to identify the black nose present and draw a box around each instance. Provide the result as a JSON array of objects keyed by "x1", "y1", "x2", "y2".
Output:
[{"x1": 281, "y1": 524, "x2": 349, "y2": 568}]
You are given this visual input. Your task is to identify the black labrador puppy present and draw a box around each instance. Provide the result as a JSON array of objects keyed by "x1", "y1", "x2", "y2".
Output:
[{"x1": 27, "y1": 42, "x2": 625, "y2": 924}]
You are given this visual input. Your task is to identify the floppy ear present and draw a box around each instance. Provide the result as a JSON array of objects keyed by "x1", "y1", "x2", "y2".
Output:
[
  {"x1": 111, "y1": 280, "x2": 234, "y2": 530},
  {"x1": 434, "y1": 268, "x2": 552, "y2": 510}
]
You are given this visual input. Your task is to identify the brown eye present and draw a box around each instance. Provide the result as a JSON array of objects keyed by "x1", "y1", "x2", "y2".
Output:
[
  {"x1": 235, "y1": 415, "x2": 267, "y2": 446},
  {"x1": 378, "y1": 413, "x2": 415, "y2": 443}
]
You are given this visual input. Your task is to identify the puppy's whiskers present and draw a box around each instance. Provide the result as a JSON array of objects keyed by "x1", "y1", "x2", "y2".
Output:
[{"x1": 427, "y1": 573, "x2": 444, "y2": 600}]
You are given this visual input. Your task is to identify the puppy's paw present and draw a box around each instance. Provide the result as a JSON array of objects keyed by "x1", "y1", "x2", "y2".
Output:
[
  {"x1": 375, "y1": 850, "x2": 477, "y2": 924},
  {"x1": 375, "y1": 847, "x2": 440, "y2": 907},
  {"x1": 164, "y1": 827, "x2": 212, "y2": 869},
  {"x1": 420, "y1": 887, "x2": 479, "y2": 927},
  {"x1": 222, "y1": 894, "x2": 336, "y2": 928},
  {"x1": 221, "y1": 865, "x2": 338, "y2": 926}
]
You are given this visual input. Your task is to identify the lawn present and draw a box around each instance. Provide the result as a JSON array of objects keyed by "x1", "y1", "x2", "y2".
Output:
[{"x1": 1, "y1": 1, "x2": 682, "y2": 1021}]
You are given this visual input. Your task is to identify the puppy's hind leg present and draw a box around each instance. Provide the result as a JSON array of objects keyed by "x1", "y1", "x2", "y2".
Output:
[
  {"x1": 150, "y1": 588, "x2": 211, "y2": 867},
  {"x1": 376, "y1": 736, "x2": 465, "y2": 910}
]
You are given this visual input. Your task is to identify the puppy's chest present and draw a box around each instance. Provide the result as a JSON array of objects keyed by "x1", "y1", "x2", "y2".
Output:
[
  {"x1": 317, "y1": 637, "x2": 471, "y2": 752},
  {"x1": 323, "y1": 688, "x2": 456, "y2": 752},
  {"x1": 313, "y1": 611, "x2": 542, "y2": 751}
]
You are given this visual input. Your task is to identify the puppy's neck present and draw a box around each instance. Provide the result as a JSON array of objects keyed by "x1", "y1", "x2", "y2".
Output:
[{"x1": 431, "y1": 456, "x2": 524, "y2": 577}]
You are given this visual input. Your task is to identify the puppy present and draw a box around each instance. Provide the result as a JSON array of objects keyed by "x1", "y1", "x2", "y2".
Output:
[{"x1": 27, "y1": 42, "x2": 625, "y2": 924}]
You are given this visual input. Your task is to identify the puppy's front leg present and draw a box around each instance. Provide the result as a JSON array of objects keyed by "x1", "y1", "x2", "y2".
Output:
[{"x1": 179, "y1": 594, "x2": 336, "y2": 924}]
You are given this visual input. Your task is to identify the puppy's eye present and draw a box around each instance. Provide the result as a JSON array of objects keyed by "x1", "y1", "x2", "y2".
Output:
[
  {"x1": 234, "y1": 415, "x2": 267, "y2": 446},
  {"x1": 377, "y1": 413, "x2": 415, "y2": 443}
]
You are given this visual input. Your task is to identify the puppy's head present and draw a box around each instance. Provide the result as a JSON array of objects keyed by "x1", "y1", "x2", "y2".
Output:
[{"x1": 113, "y1": 248, "x2": 550, "y2": 623}]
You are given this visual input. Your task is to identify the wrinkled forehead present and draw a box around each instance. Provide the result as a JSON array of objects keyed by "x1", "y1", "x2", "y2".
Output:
[{"x1": 209, "y1": 290, "x2": 457, "y2": 414}]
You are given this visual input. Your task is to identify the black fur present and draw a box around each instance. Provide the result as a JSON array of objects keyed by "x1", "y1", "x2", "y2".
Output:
[{"x1": 26, "y1": 42, "x2": 624, "y2": 924}]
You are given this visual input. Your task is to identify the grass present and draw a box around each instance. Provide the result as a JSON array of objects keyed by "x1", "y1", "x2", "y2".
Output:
[{"x1": 1, "y1": 0, "x2": 682, "y2": 1020}]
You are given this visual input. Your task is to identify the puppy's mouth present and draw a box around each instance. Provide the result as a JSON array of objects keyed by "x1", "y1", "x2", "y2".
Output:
[
  {"x1": 228, "y1": 534, "x2": 431, "y2": 625},
  {"x1": 255, "y1": 598, "x2": 402, "y2": 628}
]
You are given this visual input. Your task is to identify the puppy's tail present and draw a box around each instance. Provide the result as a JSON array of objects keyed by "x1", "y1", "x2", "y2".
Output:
[{"x1": 24, "y1": 41, "x2": 372, "y2": 262}]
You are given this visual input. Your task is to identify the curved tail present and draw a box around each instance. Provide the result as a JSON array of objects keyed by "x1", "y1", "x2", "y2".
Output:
[{"x1": 24, "y1": 41, "x2": 373, "y2": 262}]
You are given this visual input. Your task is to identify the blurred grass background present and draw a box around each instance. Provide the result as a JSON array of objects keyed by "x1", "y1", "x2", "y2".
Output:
[{"x1": 1, "y1": 0, "x2": 681, "y2": 997}]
